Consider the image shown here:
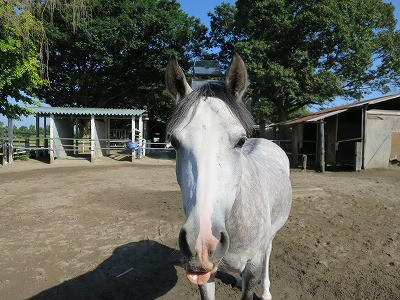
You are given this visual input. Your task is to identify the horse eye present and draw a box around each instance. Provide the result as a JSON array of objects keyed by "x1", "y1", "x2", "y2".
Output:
[
  {"x1": 235, "y1": 137, "x2": 246, "y2": 148},
  {"x1": 169, "y1": 135, "x2": 180, "y2": 149}
]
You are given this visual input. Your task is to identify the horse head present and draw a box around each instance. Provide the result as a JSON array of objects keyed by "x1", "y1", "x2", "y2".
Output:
[{"x1": 166, "y1": 54, "x2": 254, "y2": 284}]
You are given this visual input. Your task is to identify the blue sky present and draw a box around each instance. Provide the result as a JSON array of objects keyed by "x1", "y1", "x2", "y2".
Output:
[
  {"x1": 178, "y1": 0, "x2": 235, "y2": 24},
  {"x1": 2, "y1": 0, "x2": 400, "y2": 126}
]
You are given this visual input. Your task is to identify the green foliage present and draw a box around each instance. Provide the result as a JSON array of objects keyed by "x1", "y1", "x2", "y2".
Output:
[
  {"x1": 35, "y1": 0, "x2": 208, "y2": 123},
  {"x1": 0, "y1": 2, "x2": 46, "y2": 119},
  {"x1": 209, "y1": 0, "x2": 400, "y2": 124},
  {"x1": 1, "y1": 0, "x2": 91, "y2": 119},
  {"x1": 3, "y1": 125, "x2": 49, "y2": 137},
  {"x1": 208, "y1": 2, "x2": 239, "y2": 67}
]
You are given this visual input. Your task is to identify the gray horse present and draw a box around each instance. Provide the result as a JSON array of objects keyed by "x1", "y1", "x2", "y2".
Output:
[{"x1": 165, "y1": 54, "x2": 292, "y2": 300}]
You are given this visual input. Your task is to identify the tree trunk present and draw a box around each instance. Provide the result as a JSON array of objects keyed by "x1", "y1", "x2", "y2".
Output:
[
  {"x1": 276, "y1": 107, "x2": 288, "y2": 140},
  {"x1": 277, "y1": 106, "x2": 289, "y2": 122}
]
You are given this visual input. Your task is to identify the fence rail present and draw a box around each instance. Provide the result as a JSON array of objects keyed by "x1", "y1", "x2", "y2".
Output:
[{"x1": 1, "y1": 136, "x2": 174, "y2": 164}]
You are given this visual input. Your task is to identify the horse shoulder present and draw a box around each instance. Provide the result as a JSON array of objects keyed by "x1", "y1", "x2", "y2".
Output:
[{"x1": 244, "y1": 138, "x2": 290, "y2": 174}]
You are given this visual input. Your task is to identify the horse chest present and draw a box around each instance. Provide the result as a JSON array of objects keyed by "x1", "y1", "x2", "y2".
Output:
[{"x1": 222, "y1": 250, "x2": 263, "y2": 272}]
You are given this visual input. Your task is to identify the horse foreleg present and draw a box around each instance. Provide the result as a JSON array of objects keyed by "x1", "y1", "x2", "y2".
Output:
[
  {"x1": 241, "y1": 260, "x2": 263, "y2": 300},
  {"x1": 198, "y1": 275, "x2": 216, "y2": 300},
  {"x1": 260, "y1": 241, "x2": 273, "y2": 300}
]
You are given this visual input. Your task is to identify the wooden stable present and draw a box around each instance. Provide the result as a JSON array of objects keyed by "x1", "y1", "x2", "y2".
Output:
[{"x1": 267, "y1": 94, "x2": 400, "y2": 171}]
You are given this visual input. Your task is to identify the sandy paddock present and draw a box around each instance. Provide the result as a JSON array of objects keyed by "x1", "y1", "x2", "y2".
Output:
[{"x1": 0, "y1": 157, "x2": 399, "y2": 299}]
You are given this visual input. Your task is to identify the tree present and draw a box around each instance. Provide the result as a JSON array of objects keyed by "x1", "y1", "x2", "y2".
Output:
[
  {"x1": 34, "y1": 0, "x2": 208, "y2": 123},
  {"x1": 0, "y1": 0, "x2": 90, "y2": 119},
  {"x1": 209, "y1": 0, "x2": 400, "y2": 125},
  {"x1": 208, "y1": 2, "x2": 240, "y2": 68},
  {"x1": 0, "y1": 3, "x2": 46, "y2": 119}
]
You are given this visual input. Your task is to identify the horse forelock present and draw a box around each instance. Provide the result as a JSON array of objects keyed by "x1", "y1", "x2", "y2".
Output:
[{"x1": 167, "y1": 82, "x2": 255, "y2": 137}]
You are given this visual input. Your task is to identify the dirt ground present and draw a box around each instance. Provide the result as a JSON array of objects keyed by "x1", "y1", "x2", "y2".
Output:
[{"x1": 0, "y1": 157, "x2": 399, "y2": 300}]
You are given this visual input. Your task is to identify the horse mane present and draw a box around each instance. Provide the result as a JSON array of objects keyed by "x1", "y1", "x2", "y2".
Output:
[{"x1": 167, "y1": 82, "x2": 255, "y2": 137}]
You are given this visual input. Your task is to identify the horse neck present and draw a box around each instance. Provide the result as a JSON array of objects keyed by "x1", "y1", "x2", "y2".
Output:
[
  {"x1": 224, "y1": 154, "x2": 270, "y2": 250},
  {"x1": 229, "y1": 153, "x2": 265, "y2": 218}
]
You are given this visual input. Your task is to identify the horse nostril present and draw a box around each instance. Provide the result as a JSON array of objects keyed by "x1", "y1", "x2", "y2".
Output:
[
  {"x1": 220, "y1": 231, "x2": 226, "y2": 245},
  {"x1": 219, "y1": 231, "x2": 229, "y2": 248},
  {"x1": 178, "y1": 228, "x2": 192, "y2": 258}
]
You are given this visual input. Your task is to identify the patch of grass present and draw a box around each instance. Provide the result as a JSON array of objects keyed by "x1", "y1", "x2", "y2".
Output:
[{"x1": 15, "y1": 154, "x2": 30, "y2": 161}]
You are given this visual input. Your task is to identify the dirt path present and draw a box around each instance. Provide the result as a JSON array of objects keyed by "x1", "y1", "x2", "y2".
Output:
[{"x1": 0, "y1": 158, "x2": 399, "y2": 299}]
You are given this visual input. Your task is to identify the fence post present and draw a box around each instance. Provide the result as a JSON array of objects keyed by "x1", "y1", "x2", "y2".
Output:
[{"x1": 302, "y1": 154, "x2": 307, "y2": 171}]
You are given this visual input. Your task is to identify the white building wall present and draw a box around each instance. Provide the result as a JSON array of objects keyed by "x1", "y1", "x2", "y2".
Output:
[
  {"x1": 53, "y1": 118, "x2": 74, "y2": 158},
  {"x1": 95, "y1": 119, "x2": 108, "y2": 157},
  {"x1": 364, "y1": 110, "x2": 400, "y2": 168}
]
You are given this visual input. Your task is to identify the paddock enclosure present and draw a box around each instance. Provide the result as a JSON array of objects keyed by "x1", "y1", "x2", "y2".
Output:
[{"x1": 0, "y1": 158, "x2": 399, "y2": 299}]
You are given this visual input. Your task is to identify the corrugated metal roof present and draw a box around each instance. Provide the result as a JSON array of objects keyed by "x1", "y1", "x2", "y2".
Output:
[
  {"x1": 273, "y1": 93, "x2": 400, "y2": 126},
  {"x1": 30, "y1": 107, "x2": 146, "y2": 116}
]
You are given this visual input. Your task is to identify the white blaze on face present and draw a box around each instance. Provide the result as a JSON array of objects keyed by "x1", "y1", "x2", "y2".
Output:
[
  {"x1": 175, "y1": 96, "x2": 245, "y2": 269},
  {"x1": 186, "y1": 100, "x2": 220, "y2": 267}
]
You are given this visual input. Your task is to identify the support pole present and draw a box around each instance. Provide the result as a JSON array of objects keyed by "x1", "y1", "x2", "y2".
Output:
[
  {"x1": 106, "y1": 118, "x2": 110, "y2": 156},
  {"x1": 74, "y1": 119, "x2": 78, "y2": 156},
  {"x1": 90, "y1": 115, "x2": 95, "y2": 163},
  {"x1": 131, "y1": 115, "x2": 135, "y2": 162},
  {"x1": 355, "y1": 142, "x2": 362, "y2": 171},
  {"x1": 361, "y1": 105, "x2": 367, "y2": 169},
  {"x1": 1, "y1": 128, "x2": 7, "y2": 165},
  {"x1": 8, "y1": 118, "x2": 13, "y2": 164},
  {"x1": 318, "y1": 121, "x2": 325, "y2": 172},
  {"x1": 334, "y1": 114, "x2": 338, "y2": 166},
  {"x1": 142, "y1": 115, "x2": 148, "y2": 157},
  {"x1": 138, "y1": 114, "x2": 143, "y2": 158},
  {"x1": 44, "y1": 117, "x2": 48, "y2": 156},
  {"x1": 49, "y1": 114, "x2": 54, "y2": 164},
  {"x1": 36, "y1": 115, "x2": 40, "y2": 158},
  {"x1": 291, "y1": 125, "x2": 299, "y2": 168}
]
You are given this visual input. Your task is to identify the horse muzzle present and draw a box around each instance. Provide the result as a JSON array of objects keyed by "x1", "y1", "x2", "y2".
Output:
[{"x1": 178, "y1": 226, "x2": 229, "y2": 284}]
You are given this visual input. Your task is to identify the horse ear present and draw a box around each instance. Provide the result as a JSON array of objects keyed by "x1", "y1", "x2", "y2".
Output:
[
  {"x1": 226, "y1": 53, "x2": 248, "y2": 100},
  {"x1": 166, "y1": 56, "x2": 193, "y2": 103}
]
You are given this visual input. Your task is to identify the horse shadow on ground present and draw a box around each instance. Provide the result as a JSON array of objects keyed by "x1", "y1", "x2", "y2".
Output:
[{"x1": 31, "y1": 240, "x2": 183, "y2": 300}]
